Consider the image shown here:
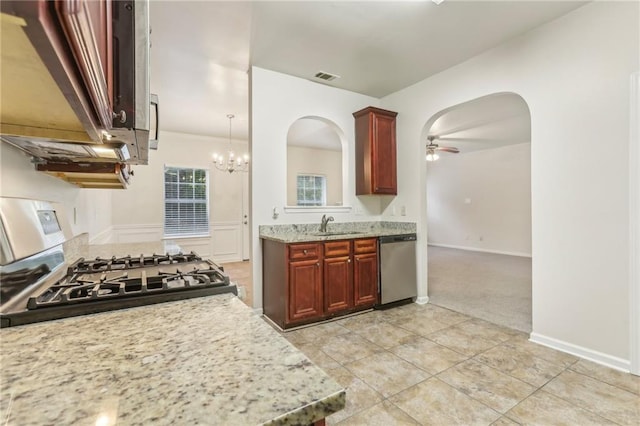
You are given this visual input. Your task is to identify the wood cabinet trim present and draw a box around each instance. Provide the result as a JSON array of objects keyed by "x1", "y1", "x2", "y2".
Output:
[
  {"x1": 354, "y1": 238, "x2": 377, "y2": 254},
  {"x1": 324, "y1": 240, "x2": 351, "y2": 257}
]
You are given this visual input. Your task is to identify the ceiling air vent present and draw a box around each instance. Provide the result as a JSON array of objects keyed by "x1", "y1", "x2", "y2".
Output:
[{"x1": 314, "y1": 71, "x2": 340, "y2": 82}]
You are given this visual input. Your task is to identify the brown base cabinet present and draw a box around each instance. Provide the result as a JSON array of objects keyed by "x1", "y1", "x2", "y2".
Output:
[{"x1": 262, "y1": 238, "x2": 379, "y2": 329}]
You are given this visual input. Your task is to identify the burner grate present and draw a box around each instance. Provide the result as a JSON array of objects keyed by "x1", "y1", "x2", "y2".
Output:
[{"x1": 68, "y1": 252, "x2": 203, "y2": 274}]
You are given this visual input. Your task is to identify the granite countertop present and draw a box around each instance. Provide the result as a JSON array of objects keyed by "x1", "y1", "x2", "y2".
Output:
[
  {"x1": 259, "y1": 221, "x2": 417, "y2": 243},
  {"x1": 0, "y1": 294, "x2": 345, "y2": 425}
]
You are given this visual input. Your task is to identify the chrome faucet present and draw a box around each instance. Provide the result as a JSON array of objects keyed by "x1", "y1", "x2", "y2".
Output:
[{"x1": 319, "y1": 214, "x2": 334, "y2": 233}]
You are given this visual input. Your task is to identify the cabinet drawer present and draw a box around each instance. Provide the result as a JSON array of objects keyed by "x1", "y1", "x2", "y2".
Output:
[
  {"x1": 354, "y1": 238, "x2": 377, "y2": 254},
  {"x1": 289, "y1": 243, "x2": 321, "y2": 260},
  {"x1": 324, "y1": 241, "x2": 351, "y2": 257}
]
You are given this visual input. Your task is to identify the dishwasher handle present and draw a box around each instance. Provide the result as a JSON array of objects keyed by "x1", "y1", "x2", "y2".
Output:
[{"x1": 379, "y1": 234, "x2": 417, "y2": 244}]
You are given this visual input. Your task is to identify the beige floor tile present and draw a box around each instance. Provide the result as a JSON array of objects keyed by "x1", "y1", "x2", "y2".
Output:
[
  {"x1": 320, "y1": 333, "x2": 383, "y2": 364},
  {"x1": 334, "y1": 310, "x2": 387, "y2": 331},
  {"x1": 542, "y1": 370, "x2": 640, "y2": 425},
  {"x1": 389, "y1": 377, "x2": 502, "y2": 425},
  {"x1": 437, "y1": 359, "x2": 536, "y2": 413},
  {"x1": 354, "y1": 322, "x2": 417, "y2": 349},
  {"x1": 426, "y1": 325, "x2": 498, "y2": 356},
  {"x1": 490, "y1": 416, "x2": 520, "y2": 425},
  {"x1": 325, "y1": 367, "x2": 384, "y2": 425},
  {"x1": 506, "y1": 390, "x2": 616, "y2": 425},
  {"x1": 424, "y1": 304, "x2": 473, "y2": 325},
  {"x1": 387, "y1": 315, "x2": 451, "y2": 337},
  {"x1": 474, "y1": 341, "x2": 567, "y2": 387},
  {"x1": 509, "y1": 337, "x2": 579, "y2": 368},
  {"x1": 335, "y1": 401, "x2": 419, "y2": 425},
  {"x1": 284, "y1": 321, "x2": 350, "y2": 346},
  {"x1": 390, "y1": 336, "x2": 468, "y2": 375},
  {"x1": 377, "y1": 303, "x2": 425, "y2": 322},
  {"x1": 454, "y1": 318, "x2": 521, "y2": 342},
  {"x1": 345, "y1": 352, "x2": 429, "y2": 398},
  {"x1": 294, "y1": 343, "x2": 341, "y2": 371},
  {"x1": 569, "y1": 359, "x2": 640, "y2": 395}
]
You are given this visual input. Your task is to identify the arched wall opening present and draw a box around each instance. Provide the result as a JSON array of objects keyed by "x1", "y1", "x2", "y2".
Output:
[{"x1": 421, "y1": 92, "x2": 532, "y2": 332}]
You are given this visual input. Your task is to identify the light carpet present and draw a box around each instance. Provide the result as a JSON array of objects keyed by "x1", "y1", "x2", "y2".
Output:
[{"x1": 427, "y1": 245, "x2": 532, "y2": 333}]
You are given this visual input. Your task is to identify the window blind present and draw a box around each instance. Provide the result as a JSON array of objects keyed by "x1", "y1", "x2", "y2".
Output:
[
  {"x1": 296, "y1": 174, "x2": 326, "y2": 206},
  {"x1": 164, "y1": 167, "x2": 209, "y2": 236}
]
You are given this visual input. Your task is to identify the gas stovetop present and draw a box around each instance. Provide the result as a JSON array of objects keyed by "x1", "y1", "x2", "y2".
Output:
[{"x1": 0, "y1": 252, "x2": 237, "y2": 328}]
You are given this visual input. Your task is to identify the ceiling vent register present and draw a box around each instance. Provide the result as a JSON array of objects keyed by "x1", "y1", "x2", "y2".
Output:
[{"x1": 314, "y1": 71, "x2": 340, "y2": 81}]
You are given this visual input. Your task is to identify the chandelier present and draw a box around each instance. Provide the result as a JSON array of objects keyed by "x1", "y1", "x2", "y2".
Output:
[{"x1": 213, "y1": 114, "x2": 249, "y2": 173}]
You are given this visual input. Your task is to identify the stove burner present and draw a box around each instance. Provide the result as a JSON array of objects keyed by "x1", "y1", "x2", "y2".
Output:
[
  {"x1": 27, "y1": 265, "x2": 230, "y2": 310},
  {"x1": 69, "y1": 252, "x2": 204, "y2": 274}
]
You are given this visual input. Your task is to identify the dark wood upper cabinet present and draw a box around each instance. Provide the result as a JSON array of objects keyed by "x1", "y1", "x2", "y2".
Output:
[
  {"x1": 353, "y1": 106, "x2": 398, "y2": 195},
  {"x1": 55, "y1": 0, "x2": 113, "y2": 131},
  {"x1": 0, "y1": 0, "x2": 113, "y2": 142}
]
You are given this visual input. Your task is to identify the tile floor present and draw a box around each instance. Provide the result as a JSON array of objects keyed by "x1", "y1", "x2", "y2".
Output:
[{"x1": 280, "y1": 303, "x2": 640, "y2": 425}]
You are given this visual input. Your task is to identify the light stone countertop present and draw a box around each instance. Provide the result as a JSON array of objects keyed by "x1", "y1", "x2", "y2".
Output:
[
  {"x1": 0, "y1": 294, "x2": 345, "y2": 425},
  {"x1": 259, "y1": 221, "x2": 417, "y2": 243}
]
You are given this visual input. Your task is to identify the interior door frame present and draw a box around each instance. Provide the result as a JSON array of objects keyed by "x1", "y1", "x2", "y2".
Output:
[
  {"x1": 242, "y1": 171, "x2": 251, "y2": 261},
  {"x1": 630, "y1": 72, "x2": 639, "y2": 376}
]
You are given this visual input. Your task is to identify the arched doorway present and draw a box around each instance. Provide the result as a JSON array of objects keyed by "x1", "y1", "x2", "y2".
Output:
[{"x1": 423, "y1": 92, "x2": 532, "y2": 332}]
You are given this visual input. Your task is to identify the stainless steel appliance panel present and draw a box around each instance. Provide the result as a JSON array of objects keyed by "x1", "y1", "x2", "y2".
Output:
[
  {"x1": 0, "y1": 198, "x2": 72, "y2": 264},
  {"x1": 379, "y1": 234, "x2": 417, "y2": 305}
]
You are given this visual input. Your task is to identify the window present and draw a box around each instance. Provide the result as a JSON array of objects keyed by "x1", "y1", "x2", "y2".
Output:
[
  {"x1": 164, "y1": 166, "x2": 209, "y2": 236},
  {"x1": 296, "y1": 174, "x2": 326, "y2": 206}
]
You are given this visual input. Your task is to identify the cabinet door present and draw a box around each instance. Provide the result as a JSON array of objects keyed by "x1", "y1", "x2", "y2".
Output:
[
  {"x1": 371, "y1": 112, "x2": 397, "y2": 194},
  {"x1": 55, "y1": 0, "x2": 113, "y2": 130},
  {"x1": 288, "y1": 259, "x2": 323, "y2": 324},
  {"x1": 324, "y1": 256, "x2": 352, "y2": 314},
  {"x1": 353, "y1": 252, "x2": 378, "y2": 307}
]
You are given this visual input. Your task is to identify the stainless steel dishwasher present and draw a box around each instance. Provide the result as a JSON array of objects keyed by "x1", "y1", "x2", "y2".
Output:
[{"x1": 378, "y1": 234, "x2": 417, "y2": 307}]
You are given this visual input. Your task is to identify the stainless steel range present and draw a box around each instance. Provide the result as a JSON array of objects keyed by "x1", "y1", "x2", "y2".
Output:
[{"x1": 0, "y1": 197, "x2": 236, "y2": 328}]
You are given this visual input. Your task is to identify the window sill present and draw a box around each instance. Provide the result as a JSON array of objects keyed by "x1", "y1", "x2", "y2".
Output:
[
  {"x1": 163, "y1": 234, "x2": 211, "y2": 240},
  {"x1": 283, "y1": 206, "x2": 352, "y2": 214}
]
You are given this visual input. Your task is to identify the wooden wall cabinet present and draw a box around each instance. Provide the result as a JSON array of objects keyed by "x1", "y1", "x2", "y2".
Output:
[
  {"x1": 353, "y1": 106, "x2": 398, "y2": 195},
  {"x1": 263, "y1": 237, "x2": 379, "y2": 329},
  {"x1": 1, "y1": 0, "x2": 114, "y2": 143}
]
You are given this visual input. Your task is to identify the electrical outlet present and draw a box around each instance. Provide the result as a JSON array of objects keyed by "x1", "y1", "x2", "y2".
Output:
[
  {"x1": 391, "y1": 206, "x2": 396, "y2": 216},
  {"x1": 400, "y1": 205, "x2": 406, "y2": 216}
]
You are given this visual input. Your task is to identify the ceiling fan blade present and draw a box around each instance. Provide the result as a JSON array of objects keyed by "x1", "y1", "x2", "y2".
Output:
[{"x1": 436, "y1": 147, "x2": 460, "y2": 153}]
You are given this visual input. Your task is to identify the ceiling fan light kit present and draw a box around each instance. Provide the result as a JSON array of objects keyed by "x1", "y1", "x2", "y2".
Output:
[{"x1": 425, "y1": 135, "x2": 459, "y2": 161}]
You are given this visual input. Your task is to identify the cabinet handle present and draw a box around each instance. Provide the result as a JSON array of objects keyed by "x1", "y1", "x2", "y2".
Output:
[
  {"x1": 316, "y1": 262, "x2": 320, "y2": 267},
  {"x1": 348, "y1": 258, "x2": 351, "y2": 263},
  {"x1": 303, "y1": 249, "x2": 308, "y2": 255}
]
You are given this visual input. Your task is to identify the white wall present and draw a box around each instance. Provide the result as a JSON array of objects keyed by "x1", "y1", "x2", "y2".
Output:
[
  {"x1": 251, "y1": 67, "x2": 384, "y2": 309},
  {"x1": 427, "y1": 143, "x2": 531, "y2": 257},
  {"x1": 382, "y1": 1, "x2": 639, "y2": 367},
  {"x1": 109, "y1": 130, "x2": 247, "y2": 262},
  {"x1": 287, "y1": 146, "x2": 342, "y2": 206},
  {"x1": 0, "y1": 142, "x2": 113, "y2": 240}
]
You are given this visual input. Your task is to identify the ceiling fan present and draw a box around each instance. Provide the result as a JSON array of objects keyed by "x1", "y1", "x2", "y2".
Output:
[{"x1": 426, "y1": 135, "x2": 459, "y2": 161}]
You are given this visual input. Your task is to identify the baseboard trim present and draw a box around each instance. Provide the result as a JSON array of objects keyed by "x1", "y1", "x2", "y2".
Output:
[
  {"x1": 529, "y1": 332, "x2": 630, "y2": 373},
  {"x1": 415, "y1": 296, "x2": 429, "y2": 305},
  {"x1": 428, "y1": 243, "x2": 532, "y2": 258}
]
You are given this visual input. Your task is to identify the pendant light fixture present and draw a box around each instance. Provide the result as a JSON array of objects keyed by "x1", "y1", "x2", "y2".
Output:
[{"x1": 213, "y1": 114, "x2": 249, "y2": 173}]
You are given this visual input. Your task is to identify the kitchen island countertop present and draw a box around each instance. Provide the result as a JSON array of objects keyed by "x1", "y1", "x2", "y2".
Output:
[{"x1": 0, "y1": 293, "x2": 345, "y2": 425}]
